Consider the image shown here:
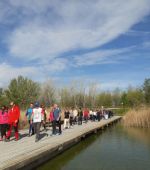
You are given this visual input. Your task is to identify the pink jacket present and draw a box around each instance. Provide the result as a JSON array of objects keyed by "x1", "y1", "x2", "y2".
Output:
[{"x1": 0, "y1": 110, "x2": 8, "y2": 124}]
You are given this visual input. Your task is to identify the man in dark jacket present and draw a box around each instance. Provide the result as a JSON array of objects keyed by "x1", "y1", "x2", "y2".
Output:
[{"x1": 51, "y1": 104, "x2": 62, "y2": 136}]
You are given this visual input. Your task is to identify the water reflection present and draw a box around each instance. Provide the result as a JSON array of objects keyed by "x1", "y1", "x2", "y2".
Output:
[
  {"x1": 38, "y1": 124, "x2": 150, "y2": 170},
  {"x1": 37, "y1": 132, "x2": 102, "y2": 170},
  {"x1": 123, "y1": 127, "x2": 150, "y2": 147}
]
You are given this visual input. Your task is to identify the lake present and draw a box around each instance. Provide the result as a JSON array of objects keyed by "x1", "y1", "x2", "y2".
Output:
[{"x1": 37, "y1": 123, "x2": 150, "y2": 170}]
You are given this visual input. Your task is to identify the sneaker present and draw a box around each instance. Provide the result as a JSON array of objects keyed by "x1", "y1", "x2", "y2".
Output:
[
  {"x1": 5, "y1": 138, "x2": 10, "y2": 142},
  {"x1": 35, "y1": 138, "x2": 39, "y2": 142},
  {"x1": 50, "y1": 134, "x2": 54, "y2": 136},
  {"x1": 14, "y1": 138, "x2": 19, "y2": 141}
]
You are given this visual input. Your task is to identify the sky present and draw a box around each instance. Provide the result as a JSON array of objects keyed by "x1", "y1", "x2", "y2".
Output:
[{"x1": 0, "y1": 0, "x2": 150, "y2": 91}]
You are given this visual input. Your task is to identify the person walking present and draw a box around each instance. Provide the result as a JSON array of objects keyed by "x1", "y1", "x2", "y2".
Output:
[
  {"x1": 0, "y1": 106, "x2": 9, "y2": 141},
  {"x1": 63, "y1": 108, "x2": 70, "y2": 129},
  {"x1": 83, "y1": 108, "x2": 89, "y2": 123},
  {"x1": 25, "y1": 103, "x2": 34, "y2": 136},
  {"x1": 49, "y1": 107, "x2": 54, "y2": 123},
  {"x1": 97, "y1": 110, "x2": 101, "y2": 122},
  {"x1": 51, "y1": 104, "x2": 61, "y2": 136},
  {"x1": 69, "y1": 108, "x2": 74, "y2": 128},
  {"x1": 73, "y1": 108, "x2": 78, "y2": 124},
  {"x1": 6, "y1": 102, "x2": 20, "y2": 141},
  {"x1": 41, "y1": 105, "x2": 47, "y2": 131},
  {"x1": 78, "y1": 108, "x2": 83, "y2": 125},
  {"x1": 31, "y1": 102, "x2": 42, "y2": 142}
]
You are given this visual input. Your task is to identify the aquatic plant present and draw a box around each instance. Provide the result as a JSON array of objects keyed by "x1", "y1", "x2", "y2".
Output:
[{"x1": 123, "y1": 107, "x2": 150, "y2": 128}]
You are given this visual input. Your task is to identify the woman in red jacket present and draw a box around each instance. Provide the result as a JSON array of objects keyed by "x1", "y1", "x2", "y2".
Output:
[{"x1": 6, "y1": 102, "x2": 20, "y2": 141}]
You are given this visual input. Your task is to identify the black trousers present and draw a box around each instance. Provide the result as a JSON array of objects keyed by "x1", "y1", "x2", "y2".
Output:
[
  {"x1": 52, "y1": 119, "x2": 62, "y2": 134},
  {"x1": 33, "y1": 122, "x2": 41, "y2": 140},
  {"x1": 70, "y1": 117, "x2": 73, "y2": 126},
  {"x1": 78, "y1": 116, "x2": 82, "y2": 125},
  {"x1": 28, "y1": 120, "x2": 34, "y2": 135},
  {"x1": 97, "y1": 114, "x2": 101, "y2": 121},
  {"x1": 0, "y1": 124, "x2": 8, "y2": 138},
  {"x1": 84, "y1": 116, "x2": 88, "y2": 123}
]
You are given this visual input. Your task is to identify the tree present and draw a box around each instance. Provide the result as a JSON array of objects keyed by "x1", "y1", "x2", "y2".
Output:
[
  {"x1": 5, "y1": 76, "x2": 40, "y2": 108},
  {"x1": 143, "y1": 78, "x2": 150, "y2": 104},
  {"x1": 0, "y1": 88, "x2": 9, "y2": 106},
  {"x1": 120, "y1": 92, "x2": 129, "y2": 107},
  {"x1": 87, "y1": 83, "x2": 98, "y2": 108},
  {"x1": 96, "y1": 92, "x2": 112, "y2": 107},
  {"x1": 126, "y1": 87, "x2": 144, "y2": 107},
  {"x1": 59, "y1": 87, "x2": 72, "y2": 107},
  {"x1": 39, "y1": 80, "x2": 56, "y2": 106},
  {"x1": 112, "y1": 88, "x2": 121, "y2": 107}
]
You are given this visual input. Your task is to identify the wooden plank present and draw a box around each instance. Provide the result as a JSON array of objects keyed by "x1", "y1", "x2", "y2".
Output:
[{"x1": 0, "y1": 116, "x2": 121, "y2": 170}]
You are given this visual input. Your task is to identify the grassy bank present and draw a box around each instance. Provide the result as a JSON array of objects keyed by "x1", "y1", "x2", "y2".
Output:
[{"x1": 123, "y1": 107, "x2": 150, "y2": 128}]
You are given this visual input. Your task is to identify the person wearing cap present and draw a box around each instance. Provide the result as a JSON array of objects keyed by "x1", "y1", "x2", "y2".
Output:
[
  {"x1": 31, "y1": 101, "x2": 42, "y2": 142},
  {"x1": 6, "y1": 102, "x2": 20, "y2": 141}
]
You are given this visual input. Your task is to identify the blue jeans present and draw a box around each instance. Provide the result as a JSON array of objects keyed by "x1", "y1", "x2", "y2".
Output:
[{"x1": 28, "y1": 120, "x2": 34, "y2": 135}]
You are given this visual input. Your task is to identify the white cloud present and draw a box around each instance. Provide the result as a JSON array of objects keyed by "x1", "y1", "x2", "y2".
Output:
[
  {"x1": 57, "y1": 75, "x2": 140, "y2": 91},
  {"x1": 0, "y1": 63, "x2": 38, "y2": 87},
  {"x1": 0, "y1": 59, "x2": 68, "y2": 87},
  {"x1": 126, "y1": 30, "x2": 150, "y2": 37},
  {"x1": 100, "y1": 81, "x2": 133, "y2": 91},
  {"x1": 4, "y1": 0, "x2": 150, "y2": 61},
  {"x1": 42, "y1": 58, "x2": 69, "y2": 72},
  {"x1": 143, "y1": 41, "x2": 150, "y2": 48},
  {"x1": 0, "y1": 0, "x2": 150, "y2": 89},
  {"x1": 74, "y1": 47, "x2": 132, "y2": 66}
]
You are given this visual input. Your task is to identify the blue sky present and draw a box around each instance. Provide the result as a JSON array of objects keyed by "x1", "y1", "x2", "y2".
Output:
[{"x1": 0, "y1": 0, "x2": 150, "y2": 90}]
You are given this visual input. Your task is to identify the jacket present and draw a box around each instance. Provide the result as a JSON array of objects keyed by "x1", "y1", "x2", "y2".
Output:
[
  {"x1": 0, "y1": 110, "x2": 8, "y2": 124},
  {"x1": 8, "y1": 105, "x2": 20, "y2": 123}
]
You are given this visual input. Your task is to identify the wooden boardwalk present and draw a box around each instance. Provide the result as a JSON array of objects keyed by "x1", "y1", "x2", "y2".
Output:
[{"x1": 0, "y1": 116, "x2": 121, "y2": 170}]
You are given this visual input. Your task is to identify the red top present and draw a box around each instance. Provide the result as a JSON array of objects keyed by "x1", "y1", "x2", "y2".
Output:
[
  {"x1": 0, "y1": 110, "x2": 8, "y2": 124},
  {"x1": 49, "y1": 111, "x2": 54, "y2": 122},
  {"x1": 8, "y1": 105, "x2": 20, "y2": 123},
  {"x1": 83, "y1": 109, "x2": 89, "y2": 117},
  {"x1": 41, "y1": 108, "x2": 45, "y2": 115}
]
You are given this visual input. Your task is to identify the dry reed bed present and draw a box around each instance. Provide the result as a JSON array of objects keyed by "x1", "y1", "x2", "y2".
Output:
[{"x1": 123, "y1": 108, "x2": 150, "y2": 128}]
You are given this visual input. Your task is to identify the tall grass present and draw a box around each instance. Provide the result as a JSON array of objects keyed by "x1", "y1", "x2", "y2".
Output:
[{"x1": 123, "y1": 107, "x2": 150, "y2": 128}]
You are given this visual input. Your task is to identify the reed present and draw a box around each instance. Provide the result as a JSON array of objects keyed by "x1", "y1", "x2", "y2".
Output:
[{"x1": 123, "y1": 107, "x2": 150, "y2": 128}]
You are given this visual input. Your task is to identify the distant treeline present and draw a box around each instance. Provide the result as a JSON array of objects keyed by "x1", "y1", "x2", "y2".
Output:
[{"x1": 0, "y1": 76, "x2": 150, "y2": 109}]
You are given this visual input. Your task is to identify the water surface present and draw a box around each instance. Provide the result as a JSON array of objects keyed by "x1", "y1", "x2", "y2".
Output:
[{"x1": 37, "y1": 124, "x2": 150, "y2": 170}]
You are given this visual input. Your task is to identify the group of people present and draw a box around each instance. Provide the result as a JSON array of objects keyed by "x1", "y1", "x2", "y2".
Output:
[
  {"x1": 25, "y1": 102, "x2": 62, "y2": 142},
  {"x1": 63, "y1": 107, "x2": 113, "y2": 129},
  {"x1": 0, "y1": 101, "x2": 114, "y2": 142},
  {"x1": 0, "y1": 102, "x2": 20, "y2": 141}
]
